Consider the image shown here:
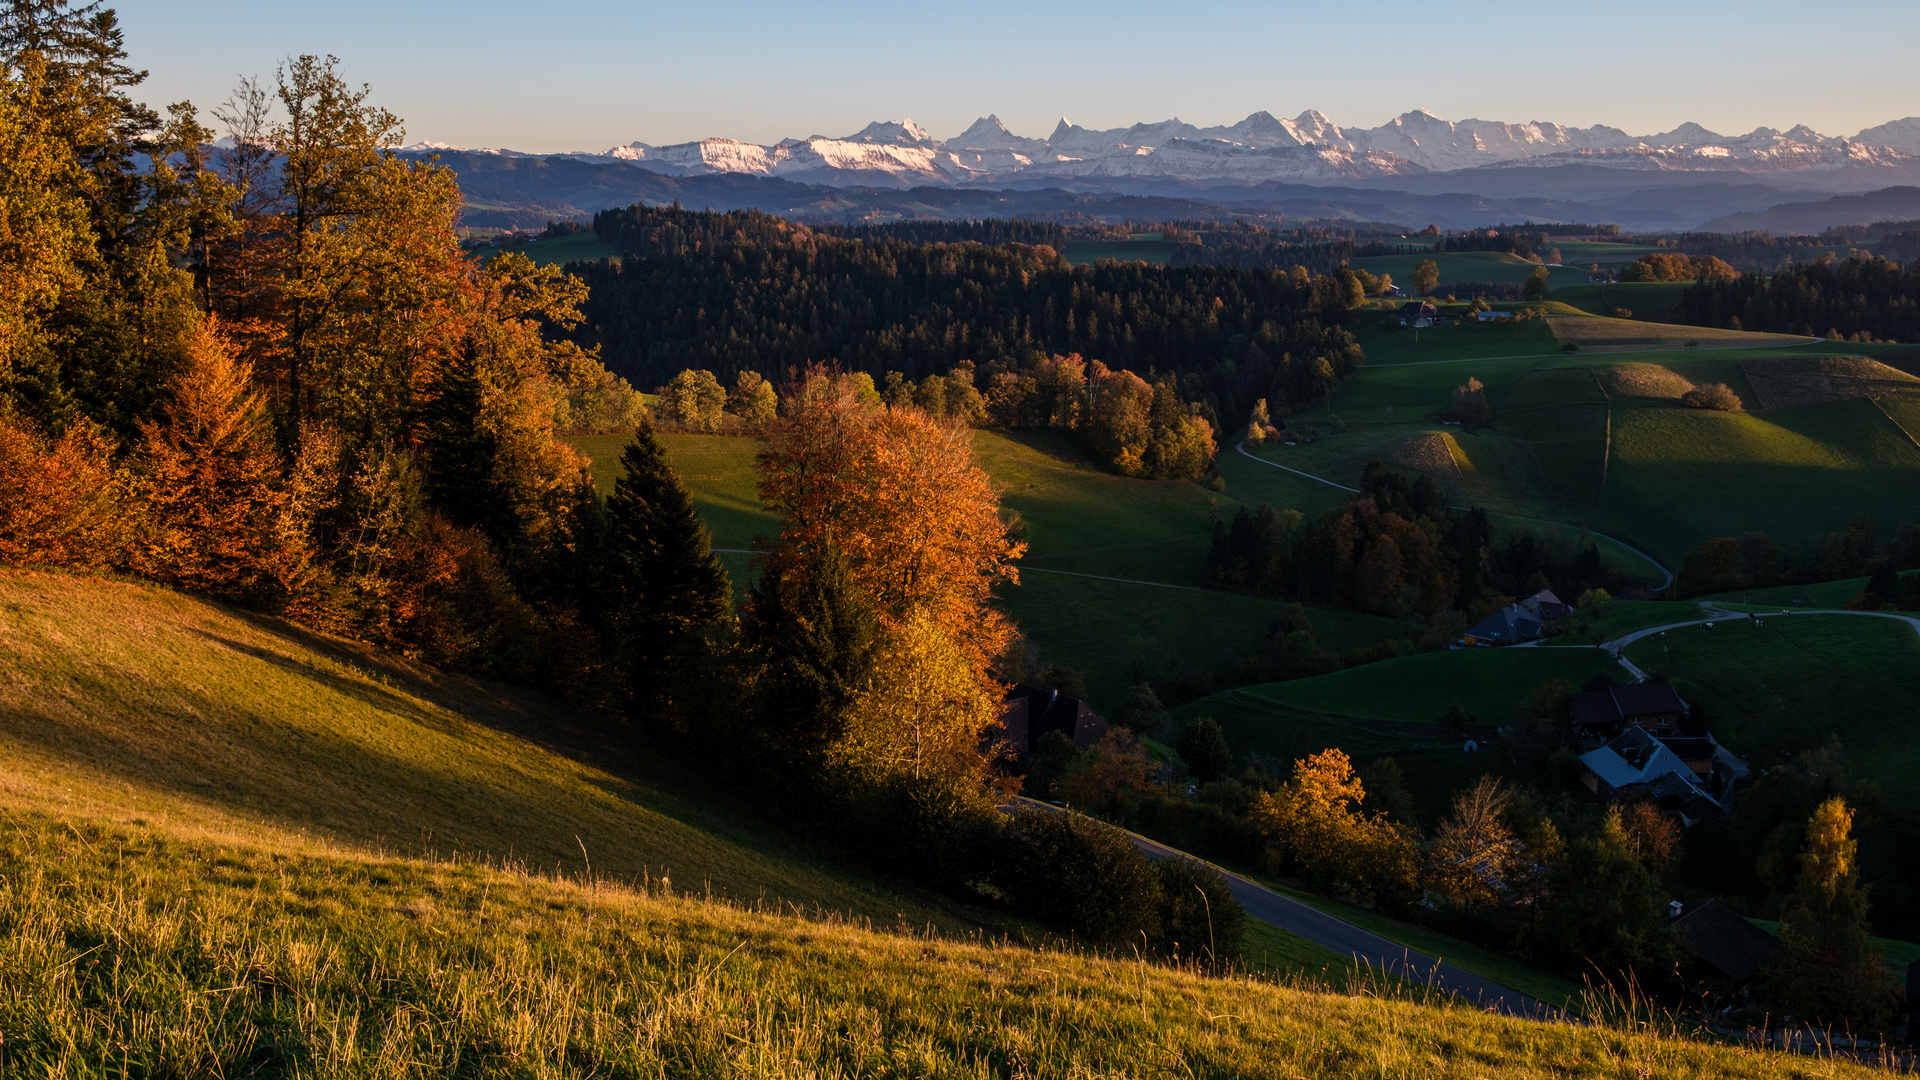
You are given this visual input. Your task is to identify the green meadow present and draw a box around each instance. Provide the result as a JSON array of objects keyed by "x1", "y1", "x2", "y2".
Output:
[
  {"x1": 1224, "y1": 647, "x2": 1627, "y2": 727},
  {"x1": 503, "y1": 230, "x2": 622, "y2": 266},
  {"x1": 1623, "y1": 613, "x2": 1920, "y2": 823},
  {"x1": 1061, "y1": 236, "x2": 1181, "y2": 265},
  {"x1": 1350, "y1": 250, "x2": 1592, "y2": 289}
]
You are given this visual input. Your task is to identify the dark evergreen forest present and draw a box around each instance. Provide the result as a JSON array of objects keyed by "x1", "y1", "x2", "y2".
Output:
[
  {"x1": 1670, "y1": 256, "x2": 1920, "y2": 342},
  {"x1": 567, "y1": 205, "x2": 1365, "y2": 425}
]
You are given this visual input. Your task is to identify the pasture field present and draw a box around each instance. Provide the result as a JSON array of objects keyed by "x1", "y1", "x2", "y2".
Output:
[
  {"x1": 1699, "y1": 570, "x2": 1918, "y2": 610},
  {"x1": 567, "y1": 429, "x2": 1409, "y2": 712},
  {"x1": 0, "y1": 569, "x2": 956, "y2": 927},
  {"x1": 1280, "y1": 327, "x2": 1920, "y2": 568},
  {"x1": 1622, "y1": 614, "x2": 1920, "y2": 823},
  {"x1": 1222, "y1": 647, "x2": 1627, "y2": 727},
  {"x1": 495, "y1": 230, "x2": 622, "y2": 267},
  {"x1": 1549, "y1": 282, "x2": 1689, "y2": 321},
  {"x1": 1547, "y1": 600, "x2": 1705, "y2": 645},
  {"x1": 1350, "y1": 250, "x2": 1591, "y2": 288},
  {"x1": 1551, "y1": 240, "x2": 1667, "y2": 263}
]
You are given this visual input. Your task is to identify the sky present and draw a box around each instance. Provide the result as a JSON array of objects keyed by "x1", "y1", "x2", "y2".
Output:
[{"x1": 120, "y1": 0, "x2": 1920, "y2": 153}]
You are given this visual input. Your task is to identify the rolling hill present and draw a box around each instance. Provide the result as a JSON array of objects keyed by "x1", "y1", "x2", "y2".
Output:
[{"x1": 0, "y1": 568, "x2": 1880, "y2": 1077}]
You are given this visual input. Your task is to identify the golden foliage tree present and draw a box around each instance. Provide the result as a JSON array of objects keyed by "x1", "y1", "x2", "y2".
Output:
[
  {"x1": 130, "y1": 321, "x2": 300, "y2": 598},
  {"x1": 1425, "y1": 775, "x2": 1522, "y2": 915},
  {"x1": 0, "y1": 413, "x2": 122, "y2": 567},
  {"x1": 1250, "y1": 748, "x2": 1417, "y2": 901},
  {"x1": 0, "y1": 54, "x2": 91, "y2": 399},
  {"x1": 757, "y1": 371, "x2": 1024, "y2": 789},
  {"x1": 1766, "y1": 796, "x2": 1895, "y2": 1027}
]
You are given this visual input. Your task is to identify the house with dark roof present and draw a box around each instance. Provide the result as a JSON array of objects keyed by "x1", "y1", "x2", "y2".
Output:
[
  {"x1": 1579, "y1": 726, "x2": 1730, "y2": 822},
  {"x1": 1668, "y1": 899, "x2": 1782, "y2": 983},
  {"x1": 1572, "y1": 681, "x2": 1689, "y2": 736},
  {"x1": 999, "y1": 685, "x2": 1109, "y2": 759},
  {"x1": 1516, "y1": 588, "x2": 1569, "y2": 624},
  {"x1": 1462, "y1": 604, "x2": 1542, "y2": 646},
  {"x1": 1398, "y1": 301, "x2": 1441, "y2": 327}
]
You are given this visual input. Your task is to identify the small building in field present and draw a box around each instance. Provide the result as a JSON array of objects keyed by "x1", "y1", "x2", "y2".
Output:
[
  {"x1": 1398, "y1": 301, "x2": 1441, "y2": 327},
  {"x1": 1462, "y1": 603, "x2": 1543, "y2": 646},
  {"x1": 1589, "y1": 269, "x2": 1616, "y2": 283},
  {"x1": 1476, "y1": 310, "x2": 1513, "y2": 322},
  {"x1": 999, "y1": 685, "x2": 1109, "y2": 760},
  {"x1": 1381, "y1": 284, "x2": 1406, "y2": 298},
  {"x1": 1572, "y1": 680, "x2": 1689, "y2": 736}
]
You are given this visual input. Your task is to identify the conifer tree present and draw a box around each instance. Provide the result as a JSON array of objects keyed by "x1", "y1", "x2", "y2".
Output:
[
  {"x1": 748, "y1": 537, "x2": 877, "y2": 756},
  {"x1": 1177, "y1": 715, "x2": 1231, "y2": 783},
  {"x1": 605, "y1": 422, "x2": 732, "y2": 720},
  {"x1": 130, "y1": 320, "x2": 295, "y2": 598}
]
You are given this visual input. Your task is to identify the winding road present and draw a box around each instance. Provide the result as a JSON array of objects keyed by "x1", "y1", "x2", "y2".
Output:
[
  {"x1": 1587, "y1": 603, "x2": 1920, "y2": 678},
  {"x1": 1015, "y1": 797, "x2": 1554, "y2": 1018}
]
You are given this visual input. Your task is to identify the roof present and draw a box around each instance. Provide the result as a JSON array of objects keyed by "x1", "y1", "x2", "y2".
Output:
[
  {"x1": 1581, "y1": 727, "x2": 1710, "y2": 799},
  {"x1": 1573, "y1": 681, "x2": 1689, "y2": 727},
  {"x1": 1001, "y1": 685, "x2": 1108, "y2": 754},
  {"x1": 1611, "y1": 681, "x2": 1687, "y2": 717},
  {"x1": 1464, "y1": 605, "x2": 1542, "y2": 643},
  {"x1": 1670, "y1": 900, "x2": 1782, "y2": 981}
]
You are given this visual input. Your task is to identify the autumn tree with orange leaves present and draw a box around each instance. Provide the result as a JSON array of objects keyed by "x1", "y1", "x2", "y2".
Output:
[{"x1": 753, "y1": 370, "x2": 1023, "y2": 802}]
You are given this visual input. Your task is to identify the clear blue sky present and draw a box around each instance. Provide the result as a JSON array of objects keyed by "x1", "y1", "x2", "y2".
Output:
[{"x1": 121, "y1": 0, "x2": 1920, "y2": 152}]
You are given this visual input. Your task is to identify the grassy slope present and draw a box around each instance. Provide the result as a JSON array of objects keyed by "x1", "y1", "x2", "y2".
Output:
[
  {"x1": 1298, "y1": 318, "x2": 1917, "y2": 568},
  {"x1": 1546, "y1": 600, "x2": 1705, "y2": 645},
  {"x1": 565, "y1": 429, "x2": 1406, "y2": 711},
  {"x1": 1623, "y1": 614, "x2": 1920, "y2": 825},
  {"x1": 1226, "y1": 648, "x2": 1628, "y2": 726},
  {"x1": 3, "y1": 819, "x2": 1837, "y2": 1079},
  {"x1": 1350, "y1": 250, "x2": 1592, "y2": 288},
  {"x1": 0, "y1": 568, "x2": 955, "y2": 927},
  {"x1": 504, "y1": 231, "x2": 622, "y2": 267}
]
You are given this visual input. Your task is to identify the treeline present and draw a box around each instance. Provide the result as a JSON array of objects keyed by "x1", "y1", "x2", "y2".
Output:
[
  {"x1": 1672, "y1": 222, "x2": 1920, "y2": 271},
  {"x1": 571, "y1": 204, "x2": 1367, "y2": 428},
  {"x1": 1206, "y1": 463, "x2": 1629, "y2": 621},
  {"x1": 815, "y1": 219, "x2": 1076, "y2": 247},
  {"x1": 1433, "y1": 229, "x2": 1548, "y2": 260},
  {"x1": 1669, "y1": 255, "x2": 1920, "y2": 343},
  {"x1": 0, "y1": 22, "x2": 663, "y2": 688},
  {"x1": 1675, "y1": 515, "x2": 1920, "y2": 602},
  {"x1": 1618, "y1": 252, "x2": 1738, "y2": 283}
]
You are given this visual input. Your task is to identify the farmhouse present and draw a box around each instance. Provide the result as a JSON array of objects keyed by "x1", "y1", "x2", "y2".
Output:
[
  {"x1": 1398, "y1": 301, "x2": 1441, "y2": 327},
  {"x1": 1461, "y1": 604, "x2": 1542, "y2": 646},
  {"x1": 999, "y1": 685, "x2": 1109, "y2": 759},
  {"x1": 1588, "y1": 269, "x2": 1616, "y2": 283},
  {"x1": 1516, "y1": 588, "x2": 1569, "y2": 623},
  {"x1": 1666, "y1": 899, "x2": 1782, "y2": 983},
  {"x1": 1578, "y1": 726, "x2": 1728, "y2": 822},
  {"x1": 1572, "y1": 680, "x2": 1689, "y2": 735}
]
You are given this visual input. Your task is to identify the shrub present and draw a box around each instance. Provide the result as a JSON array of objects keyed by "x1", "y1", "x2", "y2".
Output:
[
  {"x1": 1679, "y1": 383, "x2": 1741, "y2": 411},
  {"x1": 1153, "y1": 857, "x2": 1247, "y2": 968},
  {"x1": 1177, "y1": 716, "x2": 1231, "y2": 783},
  {"x1": 999, "y1": 809, "x2": 1162, "y2": 946}
]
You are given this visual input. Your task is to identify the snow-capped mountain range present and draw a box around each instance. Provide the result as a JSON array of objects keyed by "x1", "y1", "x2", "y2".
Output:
[{"x1": 408, "y1": 110, "x2": 1920, "y2": 189}]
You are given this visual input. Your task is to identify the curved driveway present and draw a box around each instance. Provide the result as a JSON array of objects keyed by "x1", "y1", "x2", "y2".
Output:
[{"x1": 1595, "y1": 603, "x2": 1920, "y2": 678}]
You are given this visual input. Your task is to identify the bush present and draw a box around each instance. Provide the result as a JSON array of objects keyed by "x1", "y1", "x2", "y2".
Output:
[
  {"x1": 1177, "y1": 716, "x2": 1231, "y2": 782},
  {"x1": 999, "y1": 810, "x2": 1162, "y2": 946},
  {"x1": 1679, "y1": 383, "x2": 1741, "y2": 411},
  {"x1": 1153, "y1": 858, "x2": 1247, "y2": 968}
]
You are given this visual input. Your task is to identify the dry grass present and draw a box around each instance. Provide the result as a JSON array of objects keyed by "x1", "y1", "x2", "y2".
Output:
[
  {"x1": 1388, "y1": 431, "x2": 1462, "y2": 480},
  {"x1": 1602, "y1": 363, "x2": 1701, "y2": 400},
  {"x1": 0, "y1": 568, "x2": 964, "y2": 928},
  {"x1": 0, "y1": 815, "x2": 1890, "y2": 1078},
  {"x1": 1740, "y1": 356, "x2": 1920, "y2": 410},
  {"x1": 1548, "y1": 314, "x2": 1806, "y2": 351}
]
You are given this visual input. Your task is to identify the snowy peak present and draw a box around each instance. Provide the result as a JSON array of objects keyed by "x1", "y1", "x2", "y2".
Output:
[
  {"x1": 560, "y1": 109, "x2": 1919, "y2": 190},
  {"x1": 844, "y1": 118, "x2": 932, "y2": 145}
]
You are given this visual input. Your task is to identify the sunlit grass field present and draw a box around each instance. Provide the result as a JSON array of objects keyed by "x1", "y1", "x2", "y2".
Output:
[
  {"x1": 0, "y1": 568, "x2": 950, "y2": 926},
  {"x1": 3, "y1": 813, "x2": 1845, "y2": 1079}
]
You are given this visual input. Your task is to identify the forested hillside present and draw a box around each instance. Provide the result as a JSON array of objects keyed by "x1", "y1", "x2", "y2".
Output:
[{"x1": 570, "y1": 204, "x2": 1366, "y2": 426}]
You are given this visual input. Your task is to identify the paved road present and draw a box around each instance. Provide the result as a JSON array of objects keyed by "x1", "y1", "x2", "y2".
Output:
[
  {"x1": 1590, "y1": 604, "x2": 1920, "y2": 678},
  {"x1": 1016, "y1": 798, "x2": 1553, "y2": 1018},
  {"x1": 1231, "y1": 443, "x2": 1674, "y2": 590}
]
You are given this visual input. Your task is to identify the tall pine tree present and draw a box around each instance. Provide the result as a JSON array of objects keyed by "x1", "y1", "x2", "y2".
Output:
[
  {"x1": 604, "y1": 423, "x2": 732, "y2": 722},
  {"x1": 747, "y1": 537, "x2": 878, "y2": 758}
]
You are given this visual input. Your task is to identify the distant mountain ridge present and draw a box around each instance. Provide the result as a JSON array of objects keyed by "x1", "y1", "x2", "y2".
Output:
[{"x1": 412, "y1": 109, "x2": 1920, "y2": 190}]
